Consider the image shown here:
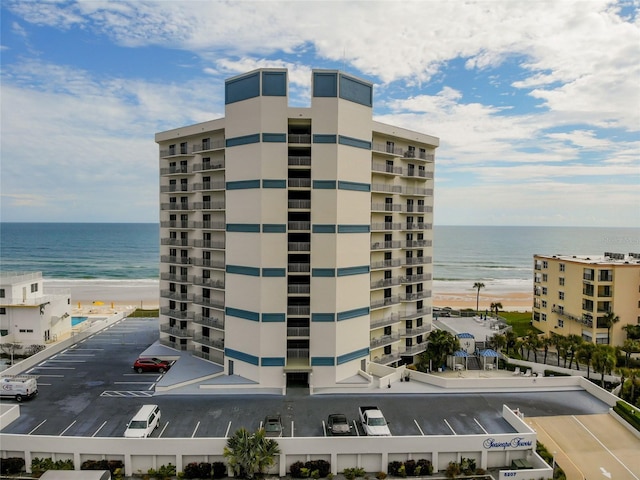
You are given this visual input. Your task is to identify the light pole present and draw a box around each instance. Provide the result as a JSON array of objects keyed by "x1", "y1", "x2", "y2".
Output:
[{"x1": 552, "y1": 451, "x2": 556, "y2": 471}]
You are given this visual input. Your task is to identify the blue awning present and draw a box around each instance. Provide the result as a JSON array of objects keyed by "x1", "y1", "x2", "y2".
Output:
[
  {"x1": 479, "y1": 349, "x2": 499, "y2": 357},
  {"x1": 454, "y1": 350, "x2": 469, "y2": 357},
  {"x1": 457, "y1": 332, "x2": 475, "y2": 339}
]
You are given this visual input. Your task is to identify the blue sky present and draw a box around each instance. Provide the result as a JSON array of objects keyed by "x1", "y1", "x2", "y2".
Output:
[{"x1": 1, "y1": 0, "x2": 639, "y2": 226}]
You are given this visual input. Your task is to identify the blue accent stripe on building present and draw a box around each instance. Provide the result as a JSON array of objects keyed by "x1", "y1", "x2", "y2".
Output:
[
  {"x1": 337, "y1": 265, "x2": 370, "y2": 277},
  {"x1": 225, "y1": 347, "x2": 259, "y2": 365},
  {"x1": 313, "y1": 134, "x2": 337, "y2": 144},
  {"x1": 261, "y1": 357, "x2": 286, "y2": 366},
  {"x1": 262, "y1": 179, "x2": 287, "y2": 189},
  {"x1": 312, "y1": 224, "x2": 336, "y2": 234},
  {"x1": 339, "y1": 74, "x2": 373, "y2": 107},
  {"x1": 226, "y1": 133, "x2": 260, "y2": 148},
  {"x1": 313, "y1": 180, "x2": 336, "y2": 189},
  {"x1": 311, "y1": 313, "x2": 335, "y2": 322},
  {"x1": 262, "y1": 268, "x2": 286, "y2": 277},
  {"x1": 225, "y1": 307, "x2": 260, "y2": 322},
  {"x1": 262, "y1": 224, "x2": 286, "y2": 233},
  {"x1": 311, "y1": 357, "x2": 335, "y2": 366},
  {"x1": 227, "y1": 224, "x2": 260, "y2": 232},
  {"x1": 262, "y1": 313, "x2": 286, "y2": 322},
  {"x1": 337, "y1": 225, "x2": 370, "y2": 233},
  {"x1": 338, "y1": 135, "x2": 372, "y2": 150},
  {"x1": 226, "y1": 179, "x2": 260, "y2": 190},
  {"x1": 226, "y1": 265, "x2": 261, "y2": 277},
  {"x1": 225, "y1": 72, "x2": 260, "y2": 105},
  {"x1": 337, "y1": 347, "x2": 369, "y2": 365},
  {"x1": 312, "y1": 268, "x2": 336, "y2": 277},
  {"x1": 262, "y1": 133, "x2": 287, "y2": 143},
  {"x1": 261, "y1": 71, "x2": 287, "y2": 97},
  {"x1": 313, "y1": 72, "x2": 338, "y2": 97},
  {"x1": 338, "y1": 180, "x2": 371, "y2": 192},
  {"x1": 337, "y1": 306, "x2": 370, "y2": 321}
]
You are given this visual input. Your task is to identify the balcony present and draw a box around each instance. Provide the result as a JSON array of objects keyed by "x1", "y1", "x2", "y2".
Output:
[
  {"x1": 370, "y1": 314, "x2": 401, "y2": 330},
  {"x1": 370, "y1": 334, "x2": 400, "y2": 349},
  {"x1": 371, "y1": 241, "x2": 401, "y2": 250},
  {"x1": 287, "y1": 327, "x2": 310, "y2": 337},
  {"x1": 402, "y1": 343, "x2": 428, "y2": 355},
  {"x1": 193, "y1": 201, "x2": 225, "y2": 211},
  {"x1": 192, "y1": 335, "x2": 224, "y2": 350},
  {"x1": 400, "y1": 307, "x2": 431, "y2": 321},
  {"x1": 288, "y1": 221, "x2": 311, "y2": 231},
  {"x1": 402, "y1": 169, "x2": 433, "y2": 179},
  {"x1": 401, "y1": 205, "x2": 433, "y2": 214},
  {"x1": 193, "y1": 277, "x2": 225, "y2": 289},
  {"x1": 403, "y1": 274, "x2": 431, "y2": 283},
  {"x1": 287, "y1": 305, "x2": 310, "y2": 316},
  {"x1": 191, "y1": 258, "x2": 225, "y2": 269},
  {"x1": 159, "y1": 338, "x2": 189, "y2": 351},
  {"x1": 371, "y1": 183, "x2": 401, "y2": 194},
  {"x1": 598, "y1": 272, "x2": 613, "y2": 282},
  {"x1": 192, "y1": 181, "x2": 225, "y2": 191},
  {"x1": 193, "y1": 240, "x2": 225, "y2": 250},
  {"x1": 552, "y1": 307, "x2": 592, "y2": 327},
  {"x1": 161, "y1": 238, "x2": 191, "y2": 247},
  {"x1": 160, "y1": 184, "x2": 192, "y2": 193},
  {"x1": 192, "y1": 139, "x2": 225, "y2": 152},
  {"x1": 193, "y1": 161, "x2": 225, "y2": 172},
  {"x1": 288, "y1": 262, "x2": 310, "y2": 273},
  {"x1": 371, "y1": 352, "x2": 401, "y2": 365},
  {"x1": 193, "y1": 314, "x2": 225, "y2": 330},
  {"x1": 160, "y1": 290, "x2": 194, "y2": 302},
  {"x1": 160, "y1": 202, "x2": 196, "y2": 211},
  {"x1": 160, "y1": 307, "x2": 194, "y2": 320},
  {"x1": 160, "y1": 166, "x2": 191, "y2": 175},
  {"x1": 403, "y1": 223, "x2": 432, "y2": 231},
  {"x1": 288, "y1": 156, "x2": 311, "y2": 166},
  {"x1": 288, "y1": 242, "x2": 310, "y2": 252},
  {"x1": 288, "y1": 134, "x2": 311, "y2": 144},
  {"x1": 402, "y1": 240, "x2": 432, "y2": 249},
  {"x1": 160, "y1": 255, "x2": 190, "y2": 265},
  {"x1": 288, "y1": 199, "x2": 311, "y2": 209},
  {"x1": 370, "y1": 296, "x2": 401, "y2": 310},
  {"x1": 192, "y1": 221, "x2": 226, "y2": 230},
  {"x1": 402, "y1": 256, "x2": 432, "y2": 266},
  {"x1": 372, "y1": 142, "x2": 403, "y2": 156},
  {"x1": 193, "y1": 296, "x2": 224, "y2": 310},
  {"x1": 160, "y1": 220, "x2": 195, "y2": 229},
  {"x1": 371, "y1": 222, "x2": 402, "y2": 231},
  {"x1": 400, "y1": 324, "x2": 432, "y2": 336},
  {"x1": 160, "y1": 324, "x2": 193, "y2": 338},
  {"x1": 371, "y1": 259, "x2": 401, "y2": 270},
  {"x1": 371, "y1": 202, "x2": 402, "y2": 212},
  {"x1": 288, "y1": 284, "x2": 310, "y2": 294},
  {"x1": 400, "y1": 291, "x2": 431, "y2": 301},
  {"x1": 160, "y1": 273, "x2": 193, "y2": 283},
  {"x1": 287, "y1": 348, "x2": 310, "y2": 360},
  {"x1": 192, "y1": 349, "x2": 224, "y2": 365},
  {"x1": 372, "y1": 163, "x2": 403, "y2": 175},
  {"x1": 398, "y1": 187, "x2": 433, "y2": 196},
  {"x1": 371, "y1": 277, "x2": 403, "y2": 289},
  {"x1": 288, "y1": 178, "x2": 312, "y2": 188}
]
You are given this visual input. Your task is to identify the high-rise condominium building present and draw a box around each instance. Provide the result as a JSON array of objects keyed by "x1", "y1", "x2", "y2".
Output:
[
  {"x1": 532, "y1": 252, "x2": 640, "y2": 346},
  {"x1": 155, "y1": 69, "x2": 439, "y2": 390}
]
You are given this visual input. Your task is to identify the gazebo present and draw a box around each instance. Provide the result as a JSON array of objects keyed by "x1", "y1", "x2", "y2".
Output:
[
  {"x1": 452, "y1": 349, "x2": 470, "y2": 371},
  {"x1": 478, "y1": 348, "x2": 499, "y2": 370},
  {"x1": 456, "y1": 332, "x2": 475, "y2": 353}
]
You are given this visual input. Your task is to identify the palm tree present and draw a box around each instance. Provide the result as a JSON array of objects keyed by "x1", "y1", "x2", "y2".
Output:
[
  {"x1": 621, "y1": 339, "x2": 640, "y2": 367},
  {"x1": 524, "y1": 332, "x2": 541, "y2": 363},
  {"x1": 491, "y1": 333, "x2": 507, "y2": 354},
  {"x1": 473, "y1": 282, "x2": 485, "y2": 314},
  {"x1": 421, "y1": 330, "x2": 460, "y2": 371},
  {"x1": 592, "y1": 344, "x2": 617, "y2": 388},
  {"x1": 541, "y1": 337, "x2": 553, "y2": 365},
  {"x1": 224, "y1": 427, "x2": 281, "y2": 479},
  {"x1": 505, "y1": 330, "x2": 517, "y2": 355},
  {"x1": 576, "y1": 342, "x2": 596, "y2": 378},
  {"x1": 566, "y1": 334, "x2": 583, "y2": 370},
  {"x1": 602, "y1": 310, "x2": 620, "y2": 345},
  {"x1": 490, "y1": 302, "x2": 503, "y2": 319}
]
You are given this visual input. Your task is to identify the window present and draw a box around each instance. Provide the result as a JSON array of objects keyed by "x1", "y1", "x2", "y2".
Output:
[
  {"x1": 542, "y1": 300, "x2": 547, "y2": 308},
  {"x1": 542, "y1": 274, "x2": 548, "y2": 282},
  {"x1": 557, "y1": 306, "x2": 564, "y2": 314},
  {"x1": 559, "y1": 277, "x2": 565, "y2": 286},
  {"x1": 386, "y1": 141, "x2": 395, "y2": 153},
  {"x1": 559, "y1": 292, "x2": 564, "y2": 300},
  {"x1": 542, "y1": 261, "x2": 548, "y2": 269},
  {"x1": 180, "y1": 142, "x2": 188, "y2": 154},
  {"x1": 0, "y1": 289, "x2": 4, "y2": 298},
  {"x1": 0, "y1": 308, "x2": 5, "y2": 315},
  {"x1": 542, "y1": 287, "x2": 548, "y2": 295},
  {"x1": 559, "y1": 263, "x2": 565, "y2": 272},
  {"x1": 557, "y1": 319, "x2": 564, "y2": 328},
  {"x1": 541, "y1": 313, "x2": 547, "y2": 322},
  {"x1": 31, "y1": 283, "x2": 38, "y2": 293}
]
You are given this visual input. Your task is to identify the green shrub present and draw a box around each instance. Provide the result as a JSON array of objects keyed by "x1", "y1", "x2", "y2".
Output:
[
  {"x1": 614, "y1": 401, "x2": 640, "y2": 433},
  {"x1": 1, "y1": 457, "x2": 26, "y2": 475},
  {"x1": 416, "y1": 459, "x2": 433, "y2": 476},
  {"x1": 183, "y1": 462, "x2": 212, "y2": 479},
  {"x1": 290, "y1": 461, "x2": 306, "y2": 478},
  {"x1": 212, "y1": 462, "x2": 227, "y2": 479},
  {"x1": 376, "y1": 472, "x2": 387, "y2": 480},
  {"x1": 387, "y1": 461, "x2": 402, "y2": 476}
]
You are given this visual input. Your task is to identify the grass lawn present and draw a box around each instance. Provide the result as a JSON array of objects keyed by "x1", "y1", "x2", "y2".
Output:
[
  {"x1": 129, "y1": 308, "x2": 159, "y2": 317},
  {"x1": 499, "y1": 311, "x2": 541, "y2": 337}
]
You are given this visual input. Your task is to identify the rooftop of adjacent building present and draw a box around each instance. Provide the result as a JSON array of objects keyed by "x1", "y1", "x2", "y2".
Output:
[
  {"x1": 0, "y1": 271, "x2": 43, "y2": 285},
  {"x1": 535, "y1": 251, "x2": 640, "y2": 266}
]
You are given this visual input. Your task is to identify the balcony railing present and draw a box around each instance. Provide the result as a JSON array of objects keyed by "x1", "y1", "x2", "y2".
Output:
[
  {"x1": 402, "y1": 343, "x2": 428, "y2": 355},
  {"x1": 160, "y1": 307, "x2": 194, "y2": 320},
  {"x1": 193, "y1": 277, "x2": 225, "y2": 289},
  {"x1": 192, "y1": 139, "x2": 225, "y2": 152},
  {"x1": 287, "y1": 327, "x2": 310, "y2": 337},
  {"x1": 401, "y1": 205, "x2": 433, "y2": 214},
  {"x1": 402, "y1": 256, "x2": 432, "y2": 266},
  {"x1": 370, "y1": 314, "x2": 401, "y2": 330},
  {"x1": 160, "y1": 324, "x2": 193, "y2": 338},
  {"x1": 371, "y1": 277, "x2": 403, "y2": 289},
  {"x1": 288, "y1": 156, "x2": 311, "y2": 166},
  {"x1": 193, "y1": 240, "x2": 225, "y2": 249},
  {"x1": 193, "y1": 296, "x2": 224, "y2": 310},
  {"x1": 371, "y1": 223, "x2": 402, "y2": 231},
  {"x1": 192, "y1": 182, "x2": 226, "y2": 191},
  {"x1": 398, "y1": 187, "x2": 433, "y2": 196},
  {"x1": 371, "y1": 241, "x2": 401, "y2": 250},
  {"x1": 402, "y1": 169, "x2": 434, "y2": 179},
  {"x1": 288, "y1": 221, "x2": 311, "y2": 231},
  {"x1": 371, "y1": 203, "x2": 402, "y2": 212},
  {"x1": 371, "y1": 183, "x2": 402, "y2": 194},
  {"x1": 192, "y1": 349, "x2": 224, "y2": 365},
  {"x1": 288, "y1": 263, "x2": 310, "y2": 273},
  {"x1": 160, "y1": 203, "x2": 196, "y2": 211},
  {"x1": 399, "y1": 324, "x2": 432, "y2": 336},
  {"x1": 402, "y1": 240, "x2": 432, "y2": 248},
  {"x1": 400, "y1": 291, "x2": 431, "y2": 301},
  {"x1": 372, "y1": 163, "x2": 403, "y2": 175},
  {"x1": 160, "y1": 220, "x2": 195, "y2": 229},
  {"x1": 193, "y1": 201, "x2": 225, "y2": 210},
  {"x1": 160, "y1": 184, "x2": 192, "y2": 193},
  {"x1": 192, "y1": 335, "x2": 224, "y2": 350},
  {"x1": 403, "y1": 223, "x2": 432, "y2": 230},
  {"x1": 192, "y1": 221, "x2": 226, "y2": 230},
  {"x1": 288, "y1": 134, "x2": 311, "y2": 144},
  {"x1": 288, "y1": 242, "x2": 311, "y2": 251},
  {"x1": 160, "y1": 255, "x2": 190, "y2": 265},
  {"x1": 288, "y1": 178, "x2": 312, "y2": 188},
  {"x1": 288, "y1": 200, "x2": 311, "y2": 209},
  {"x1": 370, "y1": 296, "x2": 401, "y2": 309},
  {"x1": 193, "y1": 315, "x2": 225, "y2": 330},
  {"x1": 372, "y1": 142, "x2": 403, "y2": 156},
  {"x1": 193, "y1": 161, "x2": 225, "y2": 172},
  {"x1": 400, "y1": 307, "x2": 432, "y2": 321},
  {"x1": 288, "y1": 284, "x2": 310, "y2": 294},
  {"x1": 191, "y1": 258, "x2": 225, "y2": 269},
  {"x1": 403, "y1": 274, "x2": 431, "y2": 283},
  {"x1": 160, "y1": 273, "x2": 193, "y2": 283},
  {"x1": 160, "y1": 290, "x2": 195, "y2": 302},
  {"x1": 159, "y1": 338, "x2": 189, "y2": 351},
  {"x1": 371, "y1": 259, "x2": 401, "y2": 270},
  {"x1": 287, "y1": 305, "x2": 310, "y2": 316},
  {"x1": 371, "y1": 352, "x2": 401, "y2": 365},
  {"x1": 552, "y1": 307, "x2": 591, "y2": 327},
  {"x1": 161, "y1": 238, "x2": 191, "y2": 247},
  {"x1": 287, "y1": 348, "x2": 310, "y2": 359},
  {"x1": 370, "y1": 334, "x2": 400, "y2": 348},
  {"x1": 160, "y1": 166, "x2": 191, "y2": 175}
]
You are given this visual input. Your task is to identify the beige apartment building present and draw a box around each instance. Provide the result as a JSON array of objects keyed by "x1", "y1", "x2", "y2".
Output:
[
  {"x1": 155, "y1": 68, "x2": 438, "y2": 390},
  {"x1": 532, "y1": 252, "x2": 640, "y2": 346}
]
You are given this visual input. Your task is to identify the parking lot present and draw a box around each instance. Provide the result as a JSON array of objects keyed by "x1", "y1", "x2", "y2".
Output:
[{"x1": 1, "y1": 316, "x2": 611, "y2": 438}]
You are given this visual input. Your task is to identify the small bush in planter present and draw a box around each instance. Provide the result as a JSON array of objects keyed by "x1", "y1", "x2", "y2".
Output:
[
  {"x1": 184, "y1": 462, "x2": 212, "y2": 479},
  {"x1": 1, "y1": 457, "x2": 26, "y2": 475},
  {"x1": 416, "y1": 459, "x2": 433, "y2": 476},
  {"x1": 376, "y1": 472, "x2": 387, "y2": 480},
  {"x1": 290, "y1": 461, "x2": 306, "y2": 478},
  {"x1": 403, "y1": 460, "x2": 416, "y2": 476},
  {"x1": 212, "y1": 462, "x2": 227, "y2": 479},
  {"x1": 387, "y1": 461, "x2": 402, "y2": 476}
]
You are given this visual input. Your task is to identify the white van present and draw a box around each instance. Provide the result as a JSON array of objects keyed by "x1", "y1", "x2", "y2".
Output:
[{"x1": 124, "y1": 404, "x2": 161, "y2": 438}]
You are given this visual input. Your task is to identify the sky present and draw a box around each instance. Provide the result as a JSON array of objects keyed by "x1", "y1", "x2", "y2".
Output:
[{"x1": 1, "y1": 0, "x2": 639, "y2": 227}]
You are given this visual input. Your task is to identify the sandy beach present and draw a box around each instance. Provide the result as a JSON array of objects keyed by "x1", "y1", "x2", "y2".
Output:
[{"x1": 46, "y1": 279, "x2": 532, "y2": 313}]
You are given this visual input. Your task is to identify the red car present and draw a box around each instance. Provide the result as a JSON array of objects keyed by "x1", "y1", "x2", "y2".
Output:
[{"x1": 133, "y1": 357, "x2": 171, "y2": 373}]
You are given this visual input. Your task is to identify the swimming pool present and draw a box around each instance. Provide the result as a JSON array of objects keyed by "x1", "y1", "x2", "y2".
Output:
[{"x1": 71, "y1": 316, "x2": 88, "y2": 326}]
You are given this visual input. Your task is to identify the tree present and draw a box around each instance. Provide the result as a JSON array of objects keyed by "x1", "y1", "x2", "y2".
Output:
[
  {"x1": 566, "y1": 334, "x2": 583, "y2": 370},
  {"x1": 602, "y1": 310, "x2": 620, "y2": 345},
  {"x1": 541, "y1": 336, "x2": 553, "y2": 365},
  {"x1": 576, "y1": 342, "x2": 596, "y2": 378},
  {"x1": 224, "y1": 428, "x2": 280, "y2": 479},
  {"x1": 473, "y1": 282, "x2": 485, "y2": 314},
  {"x1": 491, "y1": 333, "x2": 506, "y2": 354},
  {"x1": 621, "y1": 339, "x2": 640, "y2": 367},
  {"x1": 592, "y1": 345, "x2": 617, "y2": 388},
  {"x1": 505, "y1": 330, "x2": 517, "y2": 355},
  {"x1": 419, "y1": 330, "x2": 460, "y2": 371},
  {"x1": 622, "y1": 324, "x2": 640, "y2": 340},
  {"x1": 490, "y1": 302, "x2": 503, "y2": 319},
  {"x1": 524, "y1": 332, "x2": 541, "y2": 363}
]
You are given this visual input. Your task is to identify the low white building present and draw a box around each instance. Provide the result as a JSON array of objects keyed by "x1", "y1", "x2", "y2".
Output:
[{"x1": 0, "y1": 272, "x2": 72, "y2": 347}]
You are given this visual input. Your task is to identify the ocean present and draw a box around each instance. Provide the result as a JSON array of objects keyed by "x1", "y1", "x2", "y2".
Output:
[{"x1": 1, "y1": 223, "x2": 639, "y2": 294}]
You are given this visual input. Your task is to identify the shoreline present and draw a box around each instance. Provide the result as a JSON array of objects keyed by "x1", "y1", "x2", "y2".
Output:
[{"x1": 45, "y1": 279, "x2": 532, "y2": 313}]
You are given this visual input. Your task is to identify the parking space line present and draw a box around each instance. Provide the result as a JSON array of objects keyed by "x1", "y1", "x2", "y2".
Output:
[
  {"x1": 158, "y1": 422, "x2": 169, "y2": 437},
  {"x1": 322, "y1": 420, "x2": 327, "y2": 436},
  {"x1": 93, "y1": 421, "x2": 107, "y2": 437},
  {"x1": 290, "y1": 420, "x2": 294, "y2": 438},
  {"x1": 32, "y1": 366, "x2": 75, "y2": 370},
  {"x1": 474, "y1": 418, "x2": 488, "y2": 434},
  {"x1": 444, "y1": 419, "x2": 456, "y2": 434},
  {"x1": 353, "y1": 420, "x2": 360, "y2": 436},
  {"x1": 191, "y1": 421, "x2": 200, "y2": 438},
  {"x1": 28, "y1": 374, "x2": 63, "y2": 377},
  {"x1": 29, "y1": 420, "x2": 47, "y2": 435},
  {"x1": 224, "y1": 421, "x2": 232, "y2": 438},
  {"x1": 60, "y1": 420, "x2": 77, "y2": 436},
  {"x1": 413, "y1": 419, "x2": 425, "y2": 435},
  {"x1": 148, "y1": 384, "x2": 155, "y2": 390},
  {"x1": 114, "y1": 381, "x2": 154, "y2": 385},
  {"x1": 46, "y1": 360, "x2": 86, "y2": 363}
]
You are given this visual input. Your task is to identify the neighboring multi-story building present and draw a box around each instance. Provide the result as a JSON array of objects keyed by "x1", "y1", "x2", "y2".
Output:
[
  {"x1": 155, "y1": 68, "x2": 438, "y2": 390},
  {"x1": 0, "y1": 271, "x2": 72, "y2": 345},
  {"x1": 532, "y1": 252, "x2": 640, "y2": 346}
]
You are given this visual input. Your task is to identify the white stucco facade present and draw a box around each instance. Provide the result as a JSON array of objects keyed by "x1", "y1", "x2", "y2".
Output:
[{"x1": 155, "y1": 69, "x2": 439, "y2": 390}]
